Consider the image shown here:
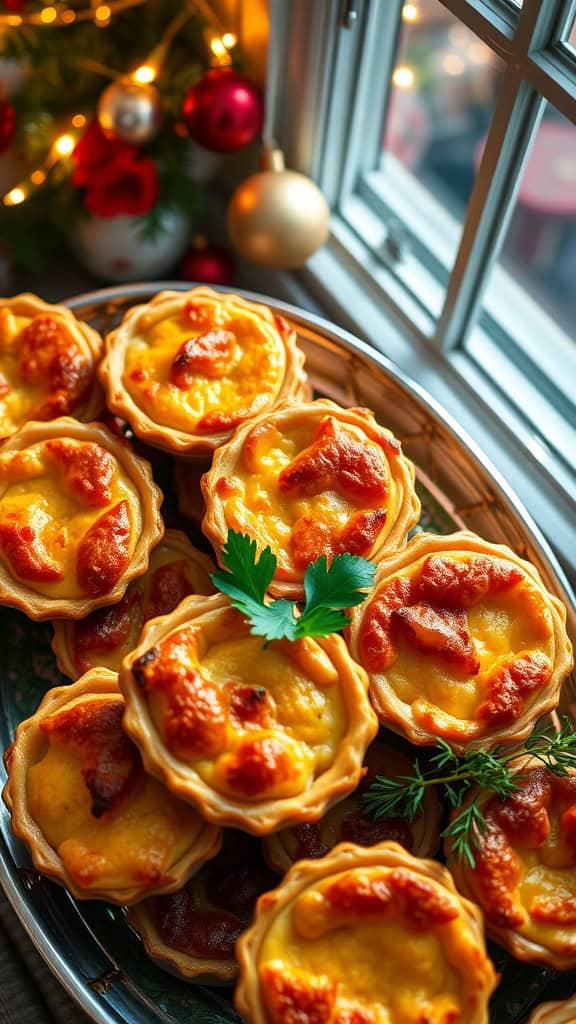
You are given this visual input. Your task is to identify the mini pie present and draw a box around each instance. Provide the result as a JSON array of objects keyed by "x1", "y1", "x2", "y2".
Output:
[
  {"x1": 119, "y1": 593, "x2": 378, "y2": 833},
  {"x1": 527, "y1": 996, "x2": 576, "y2": 1024},
  {"x1": 0, "y1": 416, "x2": 164, "y2": 619},
  {"x1": 263, "y1": 739, "x2": 441, "y2": 873},
  {"x1": 348, "y1": 530, "x2": 573, "y2": 751},
  {"x1": 52, "y1": 529, "x2": 215, "y2": 678},
  {"x1": 99, "y1": 287, "x2": 309, "y2": 457},
  {"x1": 0, "y1": 293, "x2": 103, "y2": 439},
  {"x1": 235, "y1": 840, "x2": 497, "y2": 1024},
  {"x1": 202, "y1": 399, "x2": 420, "y2": 600},
  {"x1": 2, "y1": 669, "x2": 222, "y2": 904},
  {"x1": 446, "y1": 757, "x2": 576, "y2": 970},
  {"x1": 128, "y1": 829, "x2": 277, "y2": 984}
]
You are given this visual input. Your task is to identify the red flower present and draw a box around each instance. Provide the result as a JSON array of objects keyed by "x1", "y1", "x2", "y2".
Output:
[
  {"x1": 72, "y1": 120, "x2": 136, "y2": 187},
  {"x1": 83, "y1": 150, "x2": 160, "y2": 218}
]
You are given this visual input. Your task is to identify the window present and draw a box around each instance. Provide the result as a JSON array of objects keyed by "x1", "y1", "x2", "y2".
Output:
[{"x1": 267, "y1": 0, "x2": 576, "y2": 568}]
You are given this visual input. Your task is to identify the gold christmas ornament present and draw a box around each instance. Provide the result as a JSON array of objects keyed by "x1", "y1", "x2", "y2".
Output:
[
  {"x1": 227, "y1": 147, "x2": 330, "y2": 269},
  {"x1": 97, "y1": 79, "x2": 162, "y2": 145}
]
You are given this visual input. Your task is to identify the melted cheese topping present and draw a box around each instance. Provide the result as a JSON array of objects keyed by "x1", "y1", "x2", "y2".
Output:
[
  {"x1": 219, "y1": 415, "x2": 398, "y2": 571},
  {"x1": 259, "y1": 866, "x2": 487, "y2": 1024},
  {"x1": 0, "y1": 438, "x2": 141, "y2": 599},
  {"x1": 471, "y1": 768, "x2": 576, "y2": 958},
  {"x1": 123, "y1": 299, "x2": 286, "y2": 433},
  {"x1": 67, "y1": 539, "x2": 213, "y2": 674},
  {"x1": 360, "y1": 553, "x2": 554, "y2": 742},
  {"x1": 132, "y1": 614, "x2": 347, "y2": 802},
  {"x1": 0, "y1": 309, "x2": 93, "y2": 437},
  {"x1": 26, "y1": 697, "x2": 205, "y2": 893}
]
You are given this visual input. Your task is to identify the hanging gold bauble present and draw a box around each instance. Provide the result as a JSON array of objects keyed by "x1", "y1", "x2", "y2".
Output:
[
  {"x1": 227, "y1": 147, "x2": 329, "y2": 269},
  {"x1": 98, "y1": 79, "x2": 162, "y2": 145}
]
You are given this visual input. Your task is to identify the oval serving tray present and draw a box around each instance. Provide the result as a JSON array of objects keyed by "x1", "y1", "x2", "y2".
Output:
[{"x1": 0, "y1": 283, "x2": 574, "y2": 1024}]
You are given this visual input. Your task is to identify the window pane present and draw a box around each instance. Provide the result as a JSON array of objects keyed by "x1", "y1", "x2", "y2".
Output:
[
  {"x1": 562, "y1": 12, "x2": 576, "y2": 53},
  {"x1": 480, "y1": 105, "x2": 576, "y2": 401},
  {"x1": 380, "y1": 0, "x2": 504, "y2": 266}
]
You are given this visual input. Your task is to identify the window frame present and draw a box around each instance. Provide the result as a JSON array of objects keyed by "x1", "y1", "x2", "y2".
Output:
[{"x1": 263, "y1": 0, "x2": 576, "y2": 570}]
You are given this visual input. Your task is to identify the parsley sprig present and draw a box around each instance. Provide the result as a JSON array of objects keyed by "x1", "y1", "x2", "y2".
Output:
[
  {"x1": 362, "y1": 721, "x2": 576, "y2": 868},
  {"x1": 210, "y1": 530, "x2": 376, "y2": 643}
]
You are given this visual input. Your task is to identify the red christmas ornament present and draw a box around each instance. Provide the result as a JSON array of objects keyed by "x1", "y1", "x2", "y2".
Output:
[
  {"x1": 182, "y1": 69, "x2": 263, "y2": 153},
  {"x1": 179, "y1": 241, "x2": 235, "y2": 285},
  {"x1": 0, "y1": 101, "x2": 16, "y2": 154}
]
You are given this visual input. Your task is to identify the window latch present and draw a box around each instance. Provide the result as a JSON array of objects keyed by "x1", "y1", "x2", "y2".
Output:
[{"x1": 341, "y1": 0, "x2": 359, "y2": 29}]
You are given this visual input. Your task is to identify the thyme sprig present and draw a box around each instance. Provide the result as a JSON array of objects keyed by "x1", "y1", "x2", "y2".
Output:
[{"x1": 362, "y1": 720, "x2": 576, "y2": 868}]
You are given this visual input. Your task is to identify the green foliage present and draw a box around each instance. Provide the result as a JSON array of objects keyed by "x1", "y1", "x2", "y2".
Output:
[
  {"x1": 211, "y1": 530, "x2": 376, "y2": 643},
  {"x1": 362, "y1": 718, "x2": 576, "y2": 867}
]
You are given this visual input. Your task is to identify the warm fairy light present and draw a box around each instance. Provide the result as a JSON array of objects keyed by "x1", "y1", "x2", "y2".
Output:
[
  {"x1": 72, "y1": 113, "x2": 87, "y2": 128},
  {"x1": 40, "y1": 6, "x2": 57, "y2": 22},
  {"x1": 222, "y1": 32, "x2": 237, "y2": 47},
  {"x1": 5, "y1": 13, "x2": 22, "y2": 24},
  {"x1": 53, "y1": 133, "x2": 76, "y2": 156},
  {"x1": 468, "y1": 41, "x2": 491, "y2": 64},
  {"x1": 94, "y1": 4, "x2": 111, "y2": 23},
  {"x1": 210, "y1": 37, "x2": 227, "y2": 58},
  {"x1": 132, "y1": 64, "x2": 157, "y2": 84},
  {"x1": 402, "y1": 4, "x2": 419, "y2": 21},
  {"x1": 449, "y1": 25, "x2": 469, "y2": 47},
  {"x1": 4, "y1": 188, "x2": 27, "y2": 206},
  {"x1": 392, "y1": 65, "x2": 415, "y2": 88},
  {"x1": 30, "y1": 170, "x2": 47, "y2": 185},
  {"x1": 61, "y1": 9, "x2": 76, "y2": 22},
  {"x1": 442, "y1": 52, "x2": 466, "y2": 76}
]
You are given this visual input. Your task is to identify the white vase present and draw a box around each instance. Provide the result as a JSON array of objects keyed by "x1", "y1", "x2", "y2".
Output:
[{"x1": 71, "y1": 208, "x2": 190, "y2": 283}]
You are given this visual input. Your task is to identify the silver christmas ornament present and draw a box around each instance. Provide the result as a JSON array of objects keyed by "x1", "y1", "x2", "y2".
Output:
[{"x1": 97, "y1": 80, "x2": 162, "y2": 145}]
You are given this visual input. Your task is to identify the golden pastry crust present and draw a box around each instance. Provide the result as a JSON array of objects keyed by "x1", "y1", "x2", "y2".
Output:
[
  {"x1": 0, "y1": 293, "x2": 103, "y2": 438},
  {"x1": 263, "y1": 740, "x2": 441, "y2": 873},
  {"x1": 235, "y1": 840, "x2": 497, "y2": 1024},
  {"x1": 446, "y1": 757, "x2": 576, "y2": 970},
  {"x1": 0, "y1": 416, "x2": 164, "y2": 619},
  {"x1": 52, "y1": 529, "x2": 215, "y2": 678},
  {"x1": 527, "y1": 996, "x2": 576, "y2": 1024},
  {"x1": 202, "y1": 399, "x2": 420, "y2": 600},
  {"x1": 128, "y1": 830, "x2": 277, "y2": 984},
  {"x1": 348, "y1": 530, "x2": 573, "y2": 752},
  {"x1": 2, "y1": 670, "x2": 222, "y2": 904},
  {"x1": 119, "y1": 593, "x2": 378, "y2": 834},
  {"x1": 98, "y1": 287, "x2": 309, "y2": 457}
]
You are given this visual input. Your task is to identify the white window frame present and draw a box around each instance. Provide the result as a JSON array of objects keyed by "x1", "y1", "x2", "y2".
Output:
[{"x1": 241, "y1": 0, "x2": 576, "y2": 572}]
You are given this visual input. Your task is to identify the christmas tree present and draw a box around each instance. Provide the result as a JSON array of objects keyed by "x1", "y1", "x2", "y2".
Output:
[{"x1": 0, "y1": 0, "x2": 263, "y2": 279}]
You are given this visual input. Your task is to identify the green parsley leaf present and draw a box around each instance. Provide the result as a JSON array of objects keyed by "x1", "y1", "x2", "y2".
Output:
[
  {"x1": 212, "y1": 532, "x2": 276, "y2": 605},
  {"x1": 303, "y1": 553, "x2": 377, "y2": 610},
  {"x1": 210, "y1": 530, "x2": 376, "y2": 643}
]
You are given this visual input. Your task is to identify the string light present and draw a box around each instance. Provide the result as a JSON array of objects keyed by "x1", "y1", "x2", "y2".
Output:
[
  {"x1": 392, "y1": 66, "x2": 415, "y2": 88},
  {"x1": 132, "y1": 64, "x2": 157, "y2": 84},
  {"x1": 2, "y1": 118, "x2": 83, "y2": 207},
  {"x1": 222, "y1": 32, "x2": 237, "y2": 48},
  {"x1": 402, "y1": 4, "x2": 420, "y2": 21},
  {"x1": 442, "y1": 53, "x2": 466, "y2": 76},
  {"x1": 53, "y1": 133, "x2": 76, "y2": 156},
  {"x1": 4, "y1": 188, "x2": 27, "y2": 207},
  {"x1": 0, "y1": 0, "x2": 146, "y2": 28},
  {"x1": 94, "y1": 5, "x2": 111, "y2": 25}
]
